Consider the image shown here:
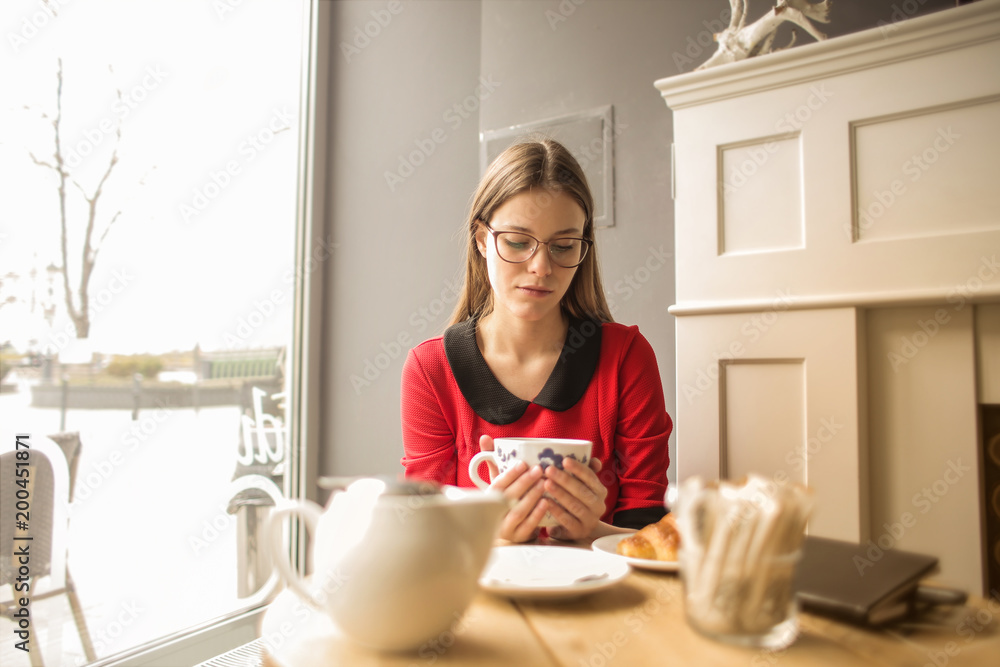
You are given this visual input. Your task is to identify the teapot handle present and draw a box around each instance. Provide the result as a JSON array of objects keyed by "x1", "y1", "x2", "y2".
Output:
[{"x1": 266, "y1": 501, "x2": 325, "y2": 610}]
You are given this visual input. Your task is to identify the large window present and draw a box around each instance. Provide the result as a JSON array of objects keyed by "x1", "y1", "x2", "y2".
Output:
[{"x1": 0, "y1": 1, "x2": 314, "y2": 664}]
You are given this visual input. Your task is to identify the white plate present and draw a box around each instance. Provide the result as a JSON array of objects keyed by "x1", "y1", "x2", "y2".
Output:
[
  {"x1": 591, "y1": 534, "x2": 680, "y2": 572},
  {"x1": 479, "y1": 545, "x2": 630, "y2": 599}
]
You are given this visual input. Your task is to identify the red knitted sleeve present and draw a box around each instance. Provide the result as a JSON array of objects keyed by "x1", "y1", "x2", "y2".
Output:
[
  {"x1": 399, "y1": 344, "x2": 459, "y2": 485},
  {"x1": 612, "y1": 329, "x2": 672, "y2": 514}
]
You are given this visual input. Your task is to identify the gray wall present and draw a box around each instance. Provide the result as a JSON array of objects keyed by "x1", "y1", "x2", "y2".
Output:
[
  {"x1": 319, "y1": 1, "x2": 483, "y2": 476},
  {"x1": 316, "y1": 0, "x2": 963, "y2": 484}
]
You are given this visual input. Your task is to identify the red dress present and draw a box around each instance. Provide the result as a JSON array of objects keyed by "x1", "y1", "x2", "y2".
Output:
[{"x1": 400, "y1": 317, "x2": 672, "y2": 528}]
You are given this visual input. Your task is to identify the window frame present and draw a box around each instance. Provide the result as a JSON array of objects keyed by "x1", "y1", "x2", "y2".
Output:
[{"x1": 82, "y1": 0, "x2": 324, "y2": 663}]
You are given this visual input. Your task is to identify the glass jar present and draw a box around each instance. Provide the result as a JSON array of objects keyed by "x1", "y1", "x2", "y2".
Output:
[{"x1": 680, "y1": 545, "x2": 801, "y2": 650}]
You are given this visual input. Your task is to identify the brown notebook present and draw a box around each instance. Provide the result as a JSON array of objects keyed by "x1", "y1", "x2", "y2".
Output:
[{"x1": 793, "y1": 535, "x2": 954, "y2": 626}]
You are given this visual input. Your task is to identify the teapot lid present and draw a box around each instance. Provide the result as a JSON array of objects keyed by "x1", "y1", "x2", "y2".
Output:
[{"x1": 318, "y1": 475, "x2": 442, "y2": 497}]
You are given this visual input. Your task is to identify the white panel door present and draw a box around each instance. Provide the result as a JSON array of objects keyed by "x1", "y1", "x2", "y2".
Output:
[{"x1": 676, "y1": 307, "x2": 866, "y2": 541}]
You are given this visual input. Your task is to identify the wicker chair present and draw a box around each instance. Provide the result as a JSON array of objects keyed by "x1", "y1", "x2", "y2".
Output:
[{"x1": 1, "y1": 432, "x2": 97, "y2": 666}]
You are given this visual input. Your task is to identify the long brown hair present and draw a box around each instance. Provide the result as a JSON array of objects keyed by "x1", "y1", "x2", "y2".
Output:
[{"x1": 448, "y1": 138, "x2": 613, "y2": 325}]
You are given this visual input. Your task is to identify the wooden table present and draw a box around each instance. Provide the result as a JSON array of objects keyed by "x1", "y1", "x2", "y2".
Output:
[{"x1": 258, "y1": 538, "x2": 1000, "y2": 667}]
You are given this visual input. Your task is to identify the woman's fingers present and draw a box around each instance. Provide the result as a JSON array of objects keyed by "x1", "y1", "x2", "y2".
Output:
[
  {"x1": 548, "y1": 458, "x2": 606, "y2": 507},
  {"x1": 508, "y1": 490, "x2": 548, "y2": 542},
  {"x1": 542, "y1": 475, "x2": 597, "y2": 523},
  {"x1": 482, "y1": 455, "x2": 609, "y2": 542},
  {"x1": 488, "y1": 462, "x2": 549, "y2": 542},
  {"x1": 499, "y1": 472, "x2": 547, "y2": 542},
  {"x1": 490, "y1": 461, "x2": 535, "y2": 493},
  {"x1": 543, "y1": 502, "x2": 583, "y2": 541},
  {"x1": 541, "y1": 458, "x2": 608, "y2": 540}
]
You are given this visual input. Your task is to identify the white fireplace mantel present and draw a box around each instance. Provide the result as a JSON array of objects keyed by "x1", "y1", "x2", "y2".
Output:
[
  {"x1": 656, "y1": 1, "x2": 1000, "y2": 596},
  {"x1": 657, "y1": 1, "x2": 1000, "y2": 111}
]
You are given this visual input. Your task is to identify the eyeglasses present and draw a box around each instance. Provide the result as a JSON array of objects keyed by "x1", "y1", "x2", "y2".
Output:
[{"x1": 483, "y1": 225, "x2": 591, "y2": 269}]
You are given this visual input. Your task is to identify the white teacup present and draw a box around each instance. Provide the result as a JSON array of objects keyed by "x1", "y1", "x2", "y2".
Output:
[{"x1": 468, "y1": 437, "x2": 592, "y2": 527}]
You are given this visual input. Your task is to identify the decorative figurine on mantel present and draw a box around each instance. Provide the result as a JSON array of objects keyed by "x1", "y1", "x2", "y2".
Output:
[{"x1": 697, "y1": 0, "x2": 832, "y2": 70}]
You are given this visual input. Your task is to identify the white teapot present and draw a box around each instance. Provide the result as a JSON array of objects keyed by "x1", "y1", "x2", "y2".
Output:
[{"x1": 265, "y1": 476, "x2": 507, "y2": 651}]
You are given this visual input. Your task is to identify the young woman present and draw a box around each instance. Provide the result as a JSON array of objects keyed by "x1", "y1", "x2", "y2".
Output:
[{"x1": 401, "y1": 139, "x2": 672, "y2": 542}]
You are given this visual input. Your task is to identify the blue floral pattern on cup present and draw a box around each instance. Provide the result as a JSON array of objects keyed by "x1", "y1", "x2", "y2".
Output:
[
  {"x1": 536, "y1": 447, "x2": 588, "y2": 470},
  {"x1": 496, "y1": 448, "x2": 518, "y2": 468}
]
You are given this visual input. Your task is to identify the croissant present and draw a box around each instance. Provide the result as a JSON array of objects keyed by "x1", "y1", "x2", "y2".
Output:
[{"x1": 616, "y1": 514, "x2": 680, "y2": 561}]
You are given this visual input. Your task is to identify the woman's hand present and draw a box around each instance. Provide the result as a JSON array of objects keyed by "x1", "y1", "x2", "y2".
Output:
[
  {"x1": 541, "y1": 457, "x2": 609, "y2": 541},
  {"x1": 478, "y1": 435, "x2": 548, "y2": 542}
]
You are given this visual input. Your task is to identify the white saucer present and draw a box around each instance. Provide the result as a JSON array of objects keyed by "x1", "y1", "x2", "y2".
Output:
[
  {"x1": 479, "y1": 545, "x2": 630, "y2": 599},
  {"x1": 591, "y1": 534, "x2": 680, "y2": 572}
]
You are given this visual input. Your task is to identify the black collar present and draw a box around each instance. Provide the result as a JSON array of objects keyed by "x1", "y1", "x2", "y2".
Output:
[{"x1": 443, "y1": 316, "x2": 602, "y2": 425}]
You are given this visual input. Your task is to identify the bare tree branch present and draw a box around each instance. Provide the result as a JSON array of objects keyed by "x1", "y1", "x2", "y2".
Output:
[
  {"x1": 91, "y1": 211, "x2": 122, "y2": 266},
  {"x1": 27, "y1": 57, "x2": 134, "y2": 339},
  {"x1": 28, "y1": 151, "x2": 58, "y2": 171},
  {"x1": 52, "y1": 58, "x2": 78, "y2": 332}
]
